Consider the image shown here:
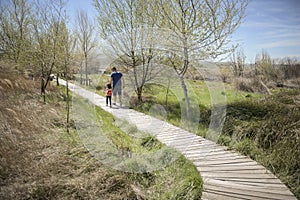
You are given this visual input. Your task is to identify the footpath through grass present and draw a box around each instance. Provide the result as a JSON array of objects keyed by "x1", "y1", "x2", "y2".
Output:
[
  {"x1": 78, "y1": 73, "x2": 299, "y2": 198},
  {"x1": 71, "y1": 94, "x2": 203, "y2": 199},
  {"x1": 0, "y1": 71, "x2": 202, "y2": 199}
]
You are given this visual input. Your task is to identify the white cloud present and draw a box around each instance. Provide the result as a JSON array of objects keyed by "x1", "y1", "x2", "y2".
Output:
[
  {"x1": 238, "y1": 0, "x2": 300, "y2": 61},
  {"x1": 261, "y1": 40, "x2": 300, "y2": 49},
  {"x1": 263, "y1": 31, "x2": 300, "y2": 40}
]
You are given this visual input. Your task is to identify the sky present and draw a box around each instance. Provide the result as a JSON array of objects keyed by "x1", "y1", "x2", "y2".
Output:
[
  {"x1": 67, "y1": 0, "x2": 300, "y2": 63},
  {"x1": 232, "y1": 0, "x2": 300, "y2": 62}
]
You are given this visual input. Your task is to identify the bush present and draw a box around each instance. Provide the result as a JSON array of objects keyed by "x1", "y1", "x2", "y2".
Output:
[
  {"x1": 234, "y1": 77, "x2": 255, "y2": 92},
  {"x1": 234, "y1": 77, "x2": 272, "y2": 94}
]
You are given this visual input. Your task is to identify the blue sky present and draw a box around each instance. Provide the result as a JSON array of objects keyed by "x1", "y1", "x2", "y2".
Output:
[
  {"x1": 233, "y1": 0, "x2": 300, "y2": 62},
  {"x1": 67, "y1": 0, "x2": 300, "y2": 63}
]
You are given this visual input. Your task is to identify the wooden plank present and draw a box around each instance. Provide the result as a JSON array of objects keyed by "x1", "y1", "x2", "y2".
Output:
[
  {"x1": 183, "y1": 142, "x2": 229, "y2": 150},
  {"x1": 183, "y1": 147, "x2": 228, "y2": 155},
  {"x1": 158, "y1": 135, "x2": 199, "y2": 143},
  {"x1": 201, "y1": 171, "x2": 278, "y2": 179},
  {"x1": 196, "y1": 165, "x2": 267, "y2": 174},
  {"x1": 202, "y1": 190, "x2": 277, "y2": 200},
  {"x1": 176, "y1": 143, "x2": 206, "y2": 149},
  {"x1": 202, "y1": 191, "x2": 253, "y2": 200},
  {"x1": 204, "y1": 186, "x2": 291, "y2": 200},
  {"x1": 196, "y1": 162, "x2": 260, "y2": 168},
  {"x1": 191, "y1": 155, "x2": 249, "y2": 162},
  {"x1": 201, "y1": 169, "x2": 270, "y2": 175},
  {"x1": 204, "y1": 179, "x2": 296, "y2": 200},
  {"x1": 189, "y1": 155, "x2": 246, "y2": 163},
  {"x1": 186, "y1": 151, "x2": 242, "y2": 159},
  {"x1": 198, "y1": 165, "x2": 269, "y2": 173},
  {"x1": 172, "y1": 144, "x2": 207, "y2": 152},
  {"x1": 220, "y1": 180, "x2": 290, "y2": 189},
  {"x1": 212, "y1": 177, "x2": 284, "y2": 184},
  {"x1": 155, "y1": 131, "x2": 184, "y2": 137},
  {"x1": 165, "y1": 139, "x2": 204, "y2": 147},
  {"x1": 184, "y1": 151, "x2": 232, "y2": 158},
  {"x1": 158, "y1": 130, "x2": 199, "y2": 137},
  {"x1": 161, "y1": 141, "x2": 197, "y2": 148},
  {"x1": 153, "y1": 127, "x2": 197, "y2": 138},
  {"x1": 195, "y1": 159, "x2": 257, "y2": 166},
  {"x1": 176, "y1": 145, "x2": 218, "y2": 153},
  {"x1": 202, "y1": 177, "x2": 284, "y2": 186},
  {"x1": 155, "y1": 130, "x2": 177, "y2": 136},
  {"x1": 194, "y1": 140, "x2": 220, "y2": 146},
  {"x1": 183, "y1": 144, "x2": 230, "y2": 151}
]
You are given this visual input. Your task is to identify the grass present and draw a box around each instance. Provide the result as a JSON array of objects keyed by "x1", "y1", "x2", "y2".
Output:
[
  {"x1": 76, "y1": 73, "x2": 299, "y2": 198},
  {"x1": 71, "y1": 94, "x2": 203, "y2": 199},
  {"x1": 220, "y1": 89, "x2": 300, "y2": 198},
  {"x1": 0, "y1": 71, "x2": 202, "y2": 199},
  {"x1": 135, "y1": 81, "x2": 300, "y2": 198},
  {"x1": 122, "y1": 79, "x2": 262, "y2": 137},
  {"x1": 0, "y1": 74, "x2": 136, "y2": 199},
  {"x1": 154, "y1": 82, "x2": 299, "y2": 198}
]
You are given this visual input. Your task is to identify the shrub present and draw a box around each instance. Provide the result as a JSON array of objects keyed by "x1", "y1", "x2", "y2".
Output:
[
  {"x1": 234, "y1": 77, "x2": 272, "y2": 94},
  {"x1": 234, "y1": 77, "x2": 255, "y2": 92}
]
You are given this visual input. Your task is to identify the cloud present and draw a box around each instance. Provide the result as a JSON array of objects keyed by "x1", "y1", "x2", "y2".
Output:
[
  {"x1": 237, "y1": 1, "x2": 300, "y2": 61},
  {"x1": 245, "y1": 0, "x2": 300, "y2": 27},
  {"x1": 261, "y1": 40, "x2": 300, "y2": 49},
  {"x1": 263, "y1": 31, "x2": 300, "y2": 40},
  {"x1": 242, "y1": 21, "x2": 298, "y2": 29}
]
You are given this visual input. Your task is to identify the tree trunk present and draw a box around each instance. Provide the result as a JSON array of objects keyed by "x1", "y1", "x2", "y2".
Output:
[
  {"x1": 179, "y1": 75, "x2": 191, "y2": 121},
  {"x1": 85, "y1": 56, "x2": 88, "y2": 86},
  {"x1": 137, "y1": 86, "x2": 143, "y2": 102},
  {"x1": 56, "y1": 73, "x2": 59, "y2": 86},
  {"x1": 41, "y1": 77, "x2": 46, "y2": 103},
  {"x1": 80, "y1": 62, "x2": 83, "y2": 85},
  {"x1": 181, "y1": 38, "x2": 191, "y2": 121},
  {"x1": 165, "y1": 79, "x2": 170, "y2": 109},
  {"x1": 66, "y1": 63, "x2": 70, "y2": 134}
]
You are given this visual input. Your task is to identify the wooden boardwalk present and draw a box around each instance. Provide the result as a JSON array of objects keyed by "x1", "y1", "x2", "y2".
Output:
[{"x1": 61, "y1": 80, "x2": 297, "y2": 200}]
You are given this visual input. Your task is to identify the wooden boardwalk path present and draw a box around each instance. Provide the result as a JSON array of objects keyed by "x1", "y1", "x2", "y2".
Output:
[{"x1": 61, "y1": 80, "x2": 297, "y2": 200}]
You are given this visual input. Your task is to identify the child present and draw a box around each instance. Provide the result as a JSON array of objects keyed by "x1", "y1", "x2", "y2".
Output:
[{"x1": 105, "y1": 83, "x2": 112, "y2": 107}]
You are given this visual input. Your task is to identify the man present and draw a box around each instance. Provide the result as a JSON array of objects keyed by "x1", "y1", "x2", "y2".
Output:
[{"x1": 110, "y1": 67, "x2": 124, "y2": 106}]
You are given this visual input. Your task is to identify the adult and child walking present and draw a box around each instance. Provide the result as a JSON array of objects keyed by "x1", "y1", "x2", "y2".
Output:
[{"x1": 106, "y1": 67, "x2": 124, "y2": 108}]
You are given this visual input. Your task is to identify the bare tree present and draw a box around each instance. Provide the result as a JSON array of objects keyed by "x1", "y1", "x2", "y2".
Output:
[
  {"x1": 59, "y1": 24, "x2": 76, "y2": 133},
  {"x1": 0, "y1": 0, "x2": 32, "y2": 68},
  {"x1": 155, "y1": 0, "x2": 248, "y2": 118},
  {"x1": 254, "y1": 50, "x2": 275, "y2": 94},
  {"x1": 94, "y1": 0, "x2": 159, "y2": 101},
  {"x1": 231, "y1": 47, "x2": 246, "y2": 77},
  {"x1": 75, "y1": 10, "x2": 97, "y2": 86},
  {"x1": 255, "y1": 50, "x2": 275, "y2": 79},
  {"x1": 31, "y1": 0, "x2": 68, "y2": 102},
  {"x1": 278, "y1": 57, "x2": 300, "y2": 79}
]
